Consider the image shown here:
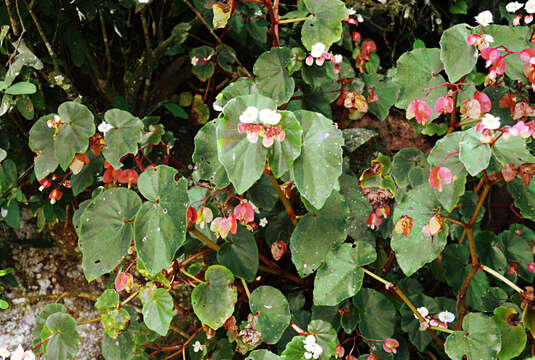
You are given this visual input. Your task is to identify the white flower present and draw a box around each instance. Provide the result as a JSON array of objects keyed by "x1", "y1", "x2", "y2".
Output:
[
  {"x1": 0, "y1": 346, "x2": 10, "y2": 359},
  {"x1": 310, "y1": 42, "x2": 326, "y2": 58},
  {"x1": 357, "y1": 14, "x2": 364, "y2": 22},
  {"x1": 259, "y1": 217, "x2": 268, "y2": 227},
  {"x1": 139, "y1": 0, "x2": 150, "y2": 3},
  {"x1": 414, "y1": 306, "x2": 429, "y2": 319},
  {"x1": 475, "y1": 10, "x2": 493, "y2": 27},
  {"x1": 526, "y1": 14, "x2": 534, "y2": 23},
  {"x1": 526, "y1": 0, "x2": 535, "y2": 13},
  {"x1": 347, "y1": 8, "x2": 356, "y2": 16},
  {"x1": 481, "y1": 113, "x2": 501, "y2": 130},
  {"x1": 213, "y1": 102, "x2": 223, "y2": 112},
  {"x1": 192, "y1": 340, "x2": 203, "y2": 353},
  {"x1": 259, "y1": 108, "x2": 281, "y2": 125},
  {"x1": 0, "y1": 208, "x2": 7, "y2": 218},
  {"x1": 377, "y1": 0, "x2": 387, "y2": 3},
  {"x1": 254, "y1": 9, "x2": 263, "y2": 16},
  {"x1": 22, "y1": 350, "x2": 35, "y2": 360},
  {"x1": 334, "y1": 54, "x2": 343, "y2": 64},
  {"x1": 506, "y1": 1, "x2": 524, "y2": 12},
  {"x1": 303, "y1": 335, "x2": 323, "y2": 359},
  {"x1": 11, "y1": 346, "x2": 24, "y2": 360},
  {"x1": 191, "y1": 56, "x2": 199, "y2": 66},
  {"x1": 483, "y1": 34, "x2": 494, "y2": 43},
  {"x1": 438, "y1": 311, "x2": 455, "y2": 323},
  {"x1": 98, "y1": 121, "x2": 113, "y2": 134},
  {"x1": 239, "y1": 106, "x2": 259, "y2": 123}
]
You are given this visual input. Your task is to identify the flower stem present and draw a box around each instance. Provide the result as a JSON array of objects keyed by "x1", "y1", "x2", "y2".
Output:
[
  {"x1": 267, "y1": 172, "x2": 297, "y2": 226},
  {"x1": 278, "y1": 17, "x2": 309, "y2": 24},
  {"x1": 181, "y1": 267, "x2": 205, "y2": 283},
  {"x1": 241, "y1": 278, "x2": 251, "y2": 298},
  {"x1": 77, "y1": 317, "x2": 101, "y2": 326},
  {"x1": 480, "y1": 264, "x2": 524, "y2": 294}
]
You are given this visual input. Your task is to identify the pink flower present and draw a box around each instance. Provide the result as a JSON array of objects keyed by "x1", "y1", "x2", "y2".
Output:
[
  {"x1": 262, "y1": 136, "x2": 275, "y2": 147},
  {"x1": 305, "y1": 55, "x2": 314, "y2": 66},
  {"x1": 406, "y1": 98, "x2": 432, "y2": 125},
  {"x1": 115, "y1": 272, "x2": 134, "y2": 292},
  {"x1": 429, "y1": 166, "x2": 453, "y2": 192},
  {"x1": 509, "y1": 121, "x2": 532, "y2": 138},
  {"x1": 474, "y1": 92, "x2": 492, "y2": 113},
  {"x1": 210, "y1": 216, "x2": 237, "y2": 239},
  {"x1": 366, "y1": 211, "x2": 382, "y2": 230},
  {"x1": 234, "y1": 201, "x2": 255, "y2": 224},
  {"x1": 527, "y1": 262, "x2": 535, "y2": 272},
  {"x1": 434, "y1": 96, "x2": 454, "y2": 114},
  {"x1": 461, "y1": 98, "x2": 482, "y2": 119},
  {"x1": 382, "y1": 338, "x2": 399, "y2": 354},
  {"x1": 277, "y1": 130, "x2": 286, "y2": 142},
  {"x1": 334, "y1": 344, "x2": 345, "y2": 358}
]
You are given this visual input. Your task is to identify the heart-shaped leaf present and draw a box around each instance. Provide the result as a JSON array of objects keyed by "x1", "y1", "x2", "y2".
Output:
[
  {"x1": 29, "y1": 115, "x2": 59, "y2": 180},
  {"x1": 140, "y1": 284, "x2": 174, "y2": 336},
  {"x1": 192, "y1": 120, "x2": 230, "y2": 189},
  {"x1": 102, "y1": 109, "x2": 143, "y2": 169},
  {"x1": 96, "y1": 289, "x2": 131, "y2": 339},
  {"x1": 40, "y1": 313, "x2": 80, "y2": 360},
  {"x1": 459, "y1": 128, "x2": 491, "y2": 176},
  {"x1": 253, "y1": 47, "x2": 295, "y2": 104},
  {"x1": 301, "y1": 0, "x2": 348, "y2": 50},
  {"x1": 440, "y1": 24, "x2": 478, "y2": 83},
  {"x1": 267, "y1": 111, "x2": 303, "y2": 178},
  {"x1": 217, "y1": 227, "x2": 259, "y2": 282},
  {"x1": 33, "y1": 303, "x2": 67, "y2": 347},
  {"x1": 353, "y1": 288, "x2": 397, "y2": 340},
  {"x1": 249, "y1": 286, "x2": 291, "y2": 344},
  {"x1": 493, "y1": 306, "x2": 526, "y2": 360}
]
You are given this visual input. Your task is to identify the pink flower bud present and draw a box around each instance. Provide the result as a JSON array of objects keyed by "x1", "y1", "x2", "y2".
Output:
[
  {"x1": 305, "y1": 55, "x2": 314, "y2": 66},
  {"x1": 187, "y1": 206, "x2": 198, "y2": 224},
  {"x1": 434, "y1": 96, "x2": 454, "y2": 114},
  {"x1": 115, "y1": 272, "x2": 134, "y2": 292},
  {"x1": 383, "y1": 338, "x2": 399, "y2": 354},
  {"x1": 334, "y1": 345, "x2": 345, "y2": 358},
  {"x1": 366, "y1": 211, "x2": 382, "y2": 230},
  {"x1": 527, "y1": 262, "x2": 535, "y2": 272},
  {"x1": 234, "y1": 201, "x2": 255, "y2": 224}
]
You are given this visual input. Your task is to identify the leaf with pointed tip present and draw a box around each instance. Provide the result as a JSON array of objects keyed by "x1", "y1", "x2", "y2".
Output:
[
  {"x1": 140, "y1": 284, "x2": 173, "y2": 336},
  {"x1": 291, "y1": 110, "x2": 343, "y2": 209},
  {"x1": 33, "y1": 303, "x2": 67, "y2": 347},
  {"x1": 213, "y1": 79, "x2": 258, "y2": 111},
  {"x1": 102, "y1": 109, "x2": 143, "y2": 169},
  {"x1": 134, "y1": 165, "x2": 188, "y2": 274},
  {"x1": 445, "y1": 313, "x2": 501, "y2": 360},
  {"x1": 96, "y1": 289, "x2": 131, "y2": 339},
  {"x1": 459, "y1": 128, "x2": 491, "y2": 176},
  {"x1": 492, "y1": 134, "x2": 535, "y2": 167},
  {"x1": 339, "y1": 174, "x2": 374, "y2": 242},
  {"x1": 301, "y1": 0, "x2": 348, "y2": 50},
  {"x1": 40, "y1": 313, "x2": 80, "y2": 360},
  {"x1": 217, "y1": 227, "x2": 259, "y2": 282},
  {"x1": 54, "y1": 101, "x2": 95, "y2": 170},
  {"x1": 78, "y1": 188, "x2": 141, "y2": 281},
  {"x1": 29, "y1": 115, "x2": 59, "y2": 180},
  {"x1": 191, "y1": 265, "x2": 237, "y2": 329},
  {"x1": 508, "y1": 178, "x2": 535, "y2": 222},
  {"x1": 190, "y1": 46, "x2": 215, "y2": 81},
  {"x1": 254, "y1": 47, "x2": 295, "y2": 104},
  {"x1": 249, "y1": 286, "x2": 291, "y2": 344},
  {"x1": 440, "y1": 24, "x2": 478, "y2": 83}
]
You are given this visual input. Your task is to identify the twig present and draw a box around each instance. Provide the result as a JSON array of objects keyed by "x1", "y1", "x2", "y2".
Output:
[
  {"x1": 480, "y1": 264, "x2": 524, "y2": 294},
  {"x1": 77, "y1": 317, "x2": 101, "y2": 326},
  {"x1": 267, "y1": 172, "x2": 297, "y2": 226},
  {"x1": 4, "y1": 0, "x2": 19, "y2": 36},
  {"x1": 98, "y1": 9, "x2": 112, "y2": 81},
  {"x1": 120, "y1": 288, "x2": 141, "y2": 307},
  {"x1": 182, "y1": 0, "x2": 252, "y2": 79},
  {"x1": 456, "y1": 229, "x2": 479, "y2": 329}
]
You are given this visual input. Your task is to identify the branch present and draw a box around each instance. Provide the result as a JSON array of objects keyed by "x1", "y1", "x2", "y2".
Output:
[{"x1": 267, "y1": 172, "x2": 297, "y2": 226}]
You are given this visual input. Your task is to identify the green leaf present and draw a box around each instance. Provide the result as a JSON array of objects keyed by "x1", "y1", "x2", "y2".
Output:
[
  {"x1": 16, "y1": 95, "x2": 34, "y2": 120},
  {"x1": 40, "y1": 313, "x2": 80, "y2": 360},
  {"x1": 281, "y1": 335, "x2": 307, "y2": 360},
  {"x1": 254, "y1": 47, "x2": 295, "y2": 104},
  {"x1": 427, "y1": 132, "x2": 467, "y2": 212},
  {"x1": 342, "y1": 128, "x2": 377, "y2": 153},
  {"x1": 78, "y1": 188, "x2": 142, "y2": 281},
  {"x1": 217, "y1": 94, "x2": 276, "y2": 193},
  {"x1": 192, "y1": 120, "x2": 230, "y2": 189},
  {"x1": 212, "y1": 2, "x2": 232, "y2": 29},
  {"x1": 249, "y1": 286, "x2": 291, "y2": 344},
  {"x1": 191, "y1": 265, "x2": 237, "y2": 329},
  {"x1": 213, "y1": 79, "x2": 258, "y2": 111},
  {"x1": 493, "y1": 306, "x2": 526, "y2": 360},
  {"x1": 353, "y1": 288, "x2": 397, "y2": 340},
  {"x1": 70, "y1": 152, "x2": 104, "y2": 196},
  {"x1": 361, "y1": 73, "x2": 400, "y2": 121},
  {"x1": 29, "y1": 115, "x2": 59, "y2": 180},
  {"x1": 492, "y1": 134, "x2": 535, "y2": 167},
  {"x1": 339, "y1": 174, "x2": 373, "y2": 242},
  {"x1": 140, "y1": 284, "x2": 174, "y2": 336},
  {"x1": 498, "y1": 228, "x2": 534, "y2": 282},
  {"x1": 102, "y1": 109, "x2": 143, "y2": 169},
  {"x1": 55, "y1": 101, "x2": 95, "y2": 170},
  {"x1": 267, "y1": 111, "x2": 303, "y2": 178},
  {"x1": 164, "y1": 103, "x2": 188, "y2": 119},
  {"x1": 301, "y1": 0, "x2": 348, "y2": 50},
  {"x1": 449, "y1": 1, "x2": 467, "y2": 14},
  {"x1": 307, "y1": 320, "x2": 338, "y2": 360},
  {"x1": 5, "y1": 81, "x2": 37, "y2": 95},
  {"x1": 246, "y1": 350, "x2": 281, "y2": 360},
  {"x1": 440, "y1": 24, "x2": 477, "y2": 83},
  {"x1": 393, "y1": 48, "x2": 447, "y2": 122},
  {"x1": 445, "y1": 313, "x2": 501, "y2": 360},
  {"x1": 135, "y1": 166, "x2": 188, "y2": 274},
  {"x1": 391, "y1": 184, "x2": 448, "y2": 276},
  {"x1": 192, "y1": 94, "x2": 210, "y2": 125},
  {"x1": 101, "y1": 332, "x2": 135, "y2": 360},
  {"x1": 291, "y1": 110, "x2": 343, "y2": 209},
  {"x1": 96, "y1": 289, "x2": 121, "y2": 312},
  {"x1": 290, "y1": 192, "x2": 349, "y2": 277},
  {"x1": 96, "y1": 289, "x2": 130, "y2": 339},
  {"x1": 33, "y1": 303, "x2": 67, "y2": 346},
  {"x1": 392, "y1": 147, "x2": 427, "y2": 188},
  {"x1": 399, "y1": 294, "x2": 439, "y2": 352},
  {"x1": 0, "y1": 149, "x2": 6, "y2": 163},
  {"x1": 508, "y1": 178, "x2": 535, "y2": 222},
  {"x1": 217, "y1": 227, "x2": 259, "y2": 282},
  {"x1": 313, "y1": 242, "x2": 376, "y2": 306},
  {"x1": 216, "y1": 44, "x2": 236, "y2": 73},
  {"x1": 190, "y1": 46, "x2": 215, "y2": 81},
  {"x1": 247, "y1": 173, "x2": 279, "y2": 211},
  {"x1": 459, "y1": 128, "x2": 491, "y2": 176}
]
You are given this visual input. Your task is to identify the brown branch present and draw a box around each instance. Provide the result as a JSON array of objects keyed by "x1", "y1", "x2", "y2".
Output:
[
  {"x1": 267, "y1": 172, "x2": 297, "y2": 226},
  {"x1": 4, "y1": 0, "x2": 19, "y2": 36},
  {"x1": 98, "y1": 9, "x2": 112, "y2": 81},
  {"x1": 456, "y1": 228, "x2": 479, "y2": 329}
]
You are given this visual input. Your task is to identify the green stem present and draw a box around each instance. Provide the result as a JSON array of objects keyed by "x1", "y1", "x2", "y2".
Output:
[
  {"x1": 278, "y1": 17, "x2": 309, "y2": 24},
  {"x1": 241, "y1": 278, "x2": 251, "y2": 298},
  {"x1": 480, "y1": 264, "x2": 524, "y2": 294}
]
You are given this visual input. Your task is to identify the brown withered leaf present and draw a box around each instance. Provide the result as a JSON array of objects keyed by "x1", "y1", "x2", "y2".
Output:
[
  {"x1": 502, "y1": 164, "x2": 518, "y2": 182},
  {"x1": 69, "y1": 152, "x2": 90, "y2": 175},
  {"x1": 361, "y1": 187, "x2": 393, "y2": 209},
  {"x1": 89, "y1": 133, "x2": 105, "y2": 156},
  {"x1": 519, "y1": 163, "x2": 535, "y2": 187},
  {"x1": 394, "y1": 215, "x2": 414, "y2": 238},
  {"x1": 499, "y1": 92, "x2": 516, "y2": 114},
  {"x1": 422, "y1": 214, "x2": 443, "y2": 237},
  {"x1": 271, "y1": 240, "x2": 287, "y2": 261}
]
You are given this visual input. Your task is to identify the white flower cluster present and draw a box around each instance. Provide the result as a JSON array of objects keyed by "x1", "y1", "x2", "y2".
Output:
[
  {"x1": 414, "y1": 307, "x2": 455, "y2": 330},
  {"x1": 303, "y1": 335, "x2": 323, "y2": 359},
  {"x1": 239, "y1": 107, "x2": 281, "y2": 126},
  {"x1": 98, "y1": 121, "x2": 113, "y2": 134},
  {"x1": 506, "y1": 1, "x2": 535, "y2": 13},
  {"x1": 0, "y1": 345, "x2": 35, "y2": 360}
]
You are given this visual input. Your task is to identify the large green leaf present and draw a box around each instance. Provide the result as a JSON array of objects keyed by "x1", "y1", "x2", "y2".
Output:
[
  {"x1": 440, "y1": 24, "x2": 478, "y2": 82},
  {"x1": 267, "y1": 111, "x2": 303, "y2": 178},
  {"x1": 246, "y1": 350, "x2": 281, "y2": 360},
  {"x1": 301, "y1": 0, "x2": 348, "y2": 50},
  {"x1": 281, "y1": 321, "x2": 337, "y2": 360},
  {"x1": 290, "y1": 192, "x2": 349, "y2": 277},
  {"x1": 459, "y1": 128, "x2": 491, "y2": 176},
  {"x1": 5, "y1": 81, "x2": 37, "y2": 95},
  {"x1": 353, "y1": 288, "x2": 397, "y2": 340},
  {"x1": 28, "y1": 115, "x2": 59, "y2": 180},
  {"x1": 33, "y1": 303, "x2": 67, "y2": 346},
  {"x1": 493, "y1": 306, "x2": 526, "y2": 360},
  {"x1": 192, "y1": 120, "x2": 230, "y2": 189},
  {"x1": 339, "y1": 174, "x2": 373, "y2": 242},
  {"x1": 492, "y1": 135, "x2": 535, "y2": 167},
  {"x1": 445, "y1": 313, "x2": 501, "y2": 360},
  {"x1": 135, "y1": 165, "x2": 188, "y2": 274},
  {"x1": 40, "y1": 313, "x2": 80, "y2": 360},
  {"x1": 253, "y1": 48, "x2": 295, "y2": 104},
  {"x1": 508, "y1": 178, "x2": 535, "y2": 222},
  {"x1": 191, "y1": 265, "x2": 237, "y2": 329},
  {"x1": 78, "y1": 188, "x2": 141, "y2": 281},
  {"x1": 70, "y1": 152, "x2": 104, "y2": 196},
  {"x1": 361, "y1": 73, "x2": 400, "y2": 121},
  {"x1": 291, "y1": 110, "x2": 343, "y2": 209},
  {"x1": 393, "y1": 48, "x2": 447, "y2": 122},
  {"x1": 391, "y1": 184, "x2": 448, "y2": 276},
  {"x1": 95, "y1": 289, "x2": 131, "y2": 339},
  {"x1": 102, "y1": 109, "x2": 143, "y2": 169},
  {"x1": 498, "y1": 228, "x2": 534, "y2": 282},
  {"x1": 249, "y1": 286, "x2": 291, "y2": 344},
  {"x1": 427, "y1": 132, "x2": 467, "y2": 212},
  {"x1": 217, "y1": 227, "x2": 259, "y2": 282},
  {"x1": 140, "y1": 284, "x2": 174, "y2": 336},
  {"x1": 213, "y1": 79, "x2": 258, "y2": 111},
  {"x1": 392, "y1": 147, "x2": 427, "y2": 188},
  {"x1": 217, "y1": 94, "x2": 276, "y2": 193},
  {"x1": 313, "y1": 242, "x2": 376, "y2": 306},
  {"x1": 54, "y1": 101, "x2": 95, "y2": 170}
]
